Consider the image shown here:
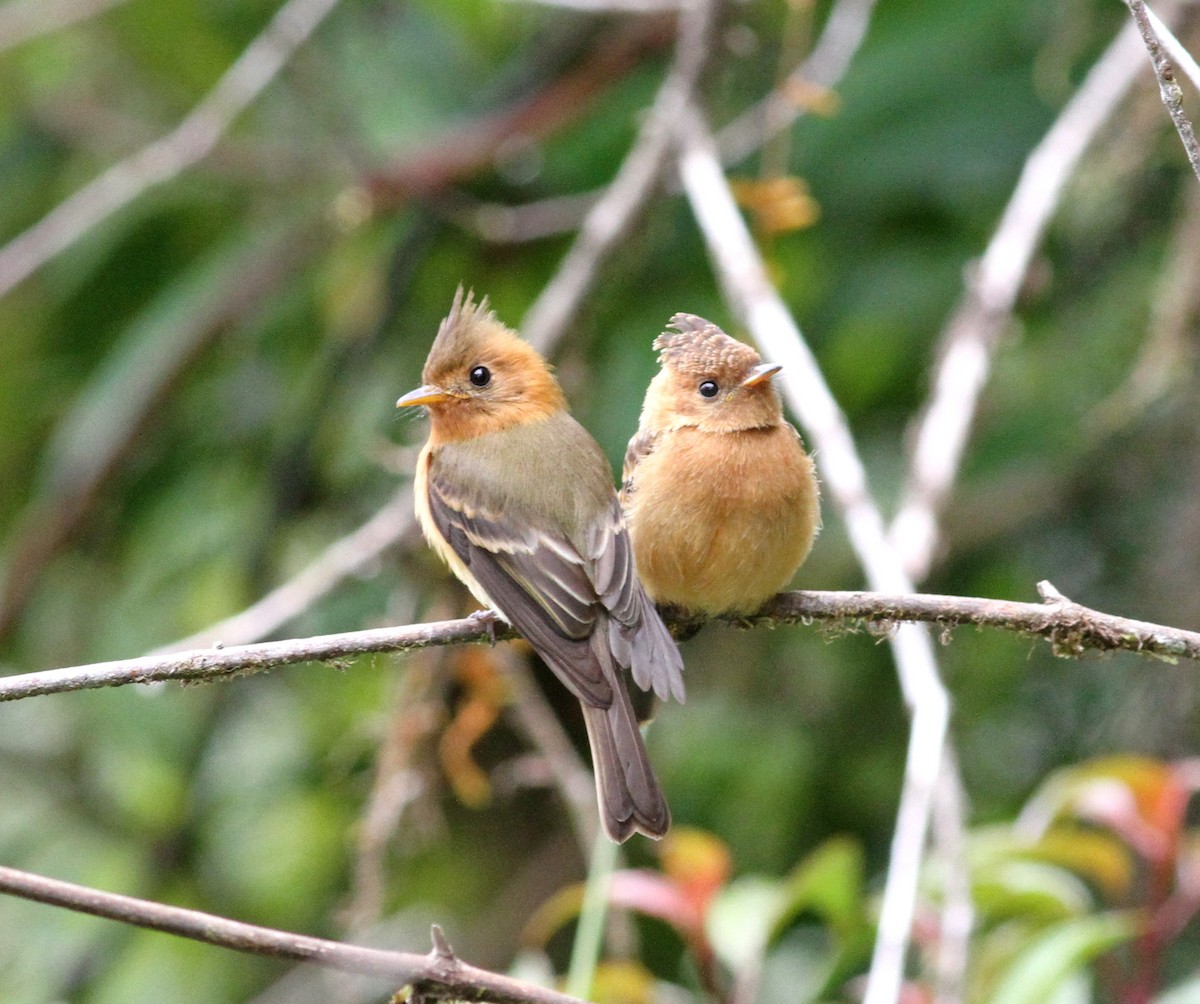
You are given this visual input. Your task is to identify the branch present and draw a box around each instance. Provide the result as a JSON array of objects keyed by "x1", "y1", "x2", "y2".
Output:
[
  {"x1": 0, "y1": 0, "x2": 343, "y2": 300},
  {"x1": 674, "y1": 103, "x2": 951, "y2": 1004},
  {"x1": 154, "y1": 486, "x2": 416, "y2": 654},
  {"x1": 4, "y1": 584, "x2": 1195, "y2": 705},
  {"x1": 888, "y1": 19, "x2": 1152, "y2": 580},
  {"x1": 0, "y1": 0, "x2": 129, "y2": 53},
  {"x1": 520, "y1": 0, "x2": 721, "y2": 352},
  {"x1": 1145, "y1": 3, "x2": 1200, "y2": 92},
  {"x1": 0, "y1": 220, "x2": 322, "y2": 642},
  {"x1": 0, "y1": 613, "x2": 516, "y2": 702},
  {"x1": 0, "y1": 865, "x2": 584, "y2": 1004},
  {"x1": 1125, "y1": 0, "x2": 1200, "y2": 183},
  {"x1": 716, "y1": 0, "x2": 880, "y2": 166}
]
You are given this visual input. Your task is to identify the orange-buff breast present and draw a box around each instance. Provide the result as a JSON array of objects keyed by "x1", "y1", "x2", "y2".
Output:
[{"x1": 626, "y1": 423, "x2": 819, "y2": 616}]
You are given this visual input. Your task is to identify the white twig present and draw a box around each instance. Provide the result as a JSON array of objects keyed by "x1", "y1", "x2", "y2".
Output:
[
  {"x1": 1147, "y1": 4, "x2": 1200, "y2": 91},
  {"x1": 0, "y1": 0, "x2": 343, "y2": 300},
  {"x1": 931, "y1": 752, "x2": 972, "y2": 1004},
  {"x1": 675, "y1": 106, "x2": 950, "y2": 1004},
  {"x1": 889, "y1": 21, "x2": 1151, "y2": 581},
  {"x1": 521, "y1": 0, "x2": 719, "y2": 353},
  {"x1": 154, "y1": 487, "x2": 414, "y2": 653},
  {"x1": 0, "y1": 0, "x2": 128, "y2": 53},
  {"x1": 717, "y1": 0, "x2": 880, "y2": 165}
]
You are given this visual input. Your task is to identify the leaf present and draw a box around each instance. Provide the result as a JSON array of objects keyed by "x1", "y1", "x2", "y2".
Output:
[
  {"x1": 658, "y1": 827, "x2": 732, "y2": 914},
  {"x1": 1028, "y1": 826, "x2": 1134, "y2": 899},
  {"x1": 707, "y1": 876, "x2": 787, "y2": 971},
  {"x1": 987, "y1": 911, "x2": 1137, "y2": 1004},
  {"x1": 772, "y1": 835, "x2": 866, "y2": 942}
]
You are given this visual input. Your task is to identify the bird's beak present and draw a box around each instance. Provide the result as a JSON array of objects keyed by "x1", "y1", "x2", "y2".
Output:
[
  {"x1": 396, "y1": 384, "x2": 455, "y2": 408},
  {"x1": 741, "y1": 363, "x2": 782, "y2": 388}
]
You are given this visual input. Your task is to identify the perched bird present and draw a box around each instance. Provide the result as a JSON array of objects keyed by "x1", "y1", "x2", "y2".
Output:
[
  {"x1": 621, "y1": 314, "x2": 820, "y2": 617},
  {"x1": 396, "y1": 288, "x2": 685, "y2": 842}
]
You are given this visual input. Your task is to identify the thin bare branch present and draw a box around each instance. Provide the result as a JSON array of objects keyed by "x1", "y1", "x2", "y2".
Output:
[
  {"x1": 0, "y1": 0, "x2": 343, "y2": 300},
  {"x1": 1125, "y1": 0, "x2": 1200, "y2": 181},
  {"x1": 931, "y1": 752, "x2": 973, "y2": 1004},
  {"x1": 0, "y1": 865, "x2": 584, "y2": 1004},
  {"x1": 889, "y1": 20, "x2": 1151, "y2": 581},
  {"x1": 0, "y1": 220, "x2": 322, "y2": 642},
  {"x1": 0, "y1": 613, "x2": 515, "y2": 703},
  {"x1": 521, "y1": 0, "x2": 721, "y2": 352},
  {"x1": 155, "y1": 487, "x2": 416, "y2": 653},
  {"x1": 0, "y1": 0, "x2": 128, "y2": 53},
  {"x1": 674, "y1": 104, "x2": 950, "y2": 1004},
  {"x1": 716, "y1": 0, "x2": 880, "y2": 166},
  {"x1": 3, "y1": 585, "x2": 1197, "y2": 705},
  {"x1": 1147, "y1": 3, "x2": 1200, "y2": 91}
]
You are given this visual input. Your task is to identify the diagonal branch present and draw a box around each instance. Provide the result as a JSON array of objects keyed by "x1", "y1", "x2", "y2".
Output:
[
  {"x1": 1125, "y1": 0, "x2": 1200, "y2": 182},
  {"x1": 0, "y1": 0, "x2": 343, "y2": 300},
  {"x1": 0, "y1": 865, "x2": 584, "y2": 1004},
  {"x1": 888, "y1": 19, "x2": 1153, "y2": 581},
  {"x1": 153, "y1": 486, "x2": 417, "y2": 654},
  {"x1": 521, "y1": 0, "x2": 721, "y2": 352},
  {"x1": 674, "y1": 102, "x2": 950, "y2": 1004},
  {"x1": 0, "y1": 0, "x2": 129, "y2": 54},
  {"x1": 716, "y1": 0, "x2": 880, "y2": 166}
]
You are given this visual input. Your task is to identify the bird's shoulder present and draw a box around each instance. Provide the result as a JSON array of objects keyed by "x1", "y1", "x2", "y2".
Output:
[
  {"x1": 620, "y1": 427, "x2": 660, "y2": 499},
  {"x1": 430, "y1": 411, "x2": 614, "y2": 530}
]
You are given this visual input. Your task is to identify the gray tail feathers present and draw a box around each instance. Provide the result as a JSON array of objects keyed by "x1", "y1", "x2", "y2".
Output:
[{"x1": 582, "y1": 681, "x2": 670, "y2": 842}]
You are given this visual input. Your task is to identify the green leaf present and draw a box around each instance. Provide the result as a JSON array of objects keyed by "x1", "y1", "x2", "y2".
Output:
[
  {"x1": 772, "y1": 835, "x2": 866, "y2": 941},
  {"x1": 988, "y1": 912, "x2": 1137, "y2": 1004}
]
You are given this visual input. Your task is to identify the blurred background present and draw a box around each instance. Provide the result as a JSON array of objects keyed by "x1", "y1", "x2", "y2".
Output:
[{"x1": 0, "y1": 0, "x2": 1198, "y2": 1000}]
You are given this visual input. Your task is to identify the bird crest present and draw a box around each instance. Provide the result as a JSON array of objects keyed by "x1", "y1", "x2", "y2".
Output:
[
  {"x1": 653, "y1": 314, "x2": 762, "y2": 378},
  {"x1": 423, "y1": 286, "x2": 499, "y2": 377}
]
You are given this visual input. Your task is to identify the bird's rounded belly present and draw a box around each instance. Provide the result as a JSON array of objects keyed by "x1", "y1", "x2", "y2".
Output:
[{"x1": 629, "y1": 433, "x2": 817, "y2": 615}]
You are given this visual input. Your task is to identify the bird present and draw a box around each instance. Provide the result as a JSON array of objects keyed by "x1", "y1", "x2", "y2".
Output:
[
  {"x1": 396, "y1": 288, "x2": 685, "y2": 842},
  {"x1": 621, "y1": 314, "x2": 820, "y2": 618}
]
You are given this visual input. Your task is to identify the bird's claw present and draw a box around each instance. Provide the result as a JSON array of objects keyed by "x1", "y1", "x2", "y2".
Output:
[{"x1": 468, "y1": 608, "x2": 499, "y2": 646}]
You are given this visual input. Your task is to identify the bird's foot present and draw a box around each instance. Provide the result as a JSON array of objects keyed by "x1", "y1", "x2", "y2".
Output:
[{"x1": 468, "y1": 608, "x2": 499, "y2": 646}]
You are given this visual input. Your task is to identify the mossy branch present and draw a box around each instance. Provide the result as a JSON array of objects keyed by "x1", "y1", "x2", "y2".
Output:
[{"x1": 2, "y1": 580, "x2": 1197, "y2": 704}]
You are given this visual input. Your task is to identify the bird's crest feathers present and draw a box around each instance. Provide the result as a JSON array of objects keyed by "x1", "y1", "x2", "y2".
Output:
[
  {"x1": 423, "y1": 286, "x2": 505, "y2": 380},
  {"x1": 654, "y1": 314, "x2": 761, "y2": 378}
]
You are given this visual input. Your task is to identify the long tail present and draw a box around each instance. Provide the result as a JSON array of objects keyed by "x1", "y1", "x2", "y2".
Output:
[{"x1": 581, "y1": 680, "x2": 670, "y2": 842}]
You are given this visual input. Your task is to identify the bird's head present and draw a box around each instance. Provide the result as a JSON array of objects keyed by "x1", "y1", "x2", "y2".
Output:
[
  {"x1": 397, "y1": 287, "x2": 567, "y2": 444},
  {"x1": 643, "y1": 314, "x2": 784, "y2": 433}
]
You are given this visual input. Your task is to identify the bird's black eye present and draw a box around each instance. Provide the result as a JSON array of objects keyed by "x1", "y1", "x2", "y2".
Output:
[
  {"x1": 699, "y1": 380, "x2": 719, "y2": 398},
  {"x1": 469, "y1": 365, "x2": 491, "y2": 387}
]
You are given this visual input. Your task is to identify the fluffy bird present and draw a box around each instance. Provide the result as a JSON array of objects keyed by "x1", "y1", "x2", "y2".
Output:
[
  {"x1": 621, "y1": 314, "x2": 820, "y2": 617},
  {"x1": 397, "y1": 288, "x2": 685, "y2": 842}
]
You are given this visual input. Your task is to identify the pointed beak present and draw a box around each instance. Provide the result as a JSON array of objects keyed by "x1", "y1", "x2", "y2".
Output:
[
  {"x1": 741, "y1": 363, "x2": 782, "y2": 388},
  {"x1": 396, "y1": 384, "x2": 455, "y2": 408}
]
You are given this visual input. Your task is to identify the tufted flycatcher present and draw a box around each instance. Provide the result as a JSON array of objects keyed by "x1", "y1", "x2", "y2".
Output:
[
  {"x1": 397, "y1": 288, "x2": 685, "y2": 842},
  {"x1": 621, "y1": 314, "x2": 820, "y2": 617}
]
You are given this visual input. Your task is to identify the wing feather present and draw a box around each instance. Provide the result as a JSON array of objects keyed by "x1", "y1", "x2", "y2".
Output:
[{"x1": 427, "y1": 470, "x2": 612, "y2": 706}]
